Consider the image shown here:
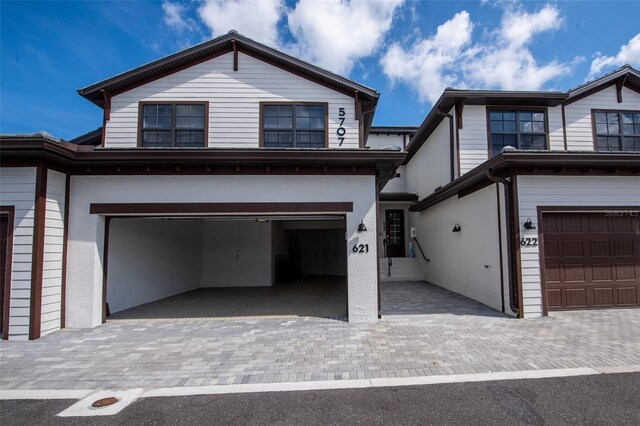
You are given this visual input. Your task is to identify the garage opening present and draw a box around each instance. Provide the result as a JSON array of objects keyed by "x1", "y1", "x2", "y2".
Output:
[
  {"x1": 541, "y1": 211, "x2": 640, "y2": 310},
  {"x1": 105, "y1": 216, "x2": 347, "y2": 320}
]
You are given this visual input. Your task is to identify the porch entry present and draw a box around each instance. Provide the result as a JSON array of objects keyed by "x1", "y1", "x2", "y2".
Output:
[{"x1": 385, "y1": 209, "x2": 405, "y2": 257}]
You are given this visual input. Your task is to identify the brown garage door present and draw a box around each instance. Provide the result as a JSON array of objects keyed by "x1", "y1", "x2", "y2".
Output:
[{"x1": 542, "y1": 212, "x2": 640, "y2": 310}]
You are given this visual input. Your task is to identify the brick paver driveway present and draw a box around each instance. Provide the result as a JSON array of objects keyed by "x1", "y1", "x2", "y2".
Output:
[{"x1": 1, "y1": 281, "x2": 639, "y2": 391}]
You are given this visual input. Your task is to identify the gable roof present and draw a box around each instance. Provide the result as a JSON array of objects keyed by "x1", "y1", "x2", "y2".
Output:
[
  {"x1": 405, "y1": 65, "x2": 640, "y2": 163},
  {"x1": 77, "y1": 31, "x2": 379, "y2": 108}
]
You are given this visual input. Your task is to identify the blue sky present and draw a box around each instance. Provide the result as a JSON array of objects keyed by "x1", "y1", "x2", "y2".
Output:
[{"x1": 1, "y1": 0, "x2": 639, "y2": 140}]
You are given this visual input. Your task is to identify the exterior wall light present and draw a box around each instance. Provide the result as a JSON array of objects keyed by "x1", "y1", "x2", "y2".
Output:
[
  {"x1": 523, "y1": 218, "x2": 536, "y2": 230},
  {"x1": 452, "y1": 224, "x2": 461, "y2": 232},
  {"x1": 358, "y1": 221, "x2": 367, "y2": 232}
]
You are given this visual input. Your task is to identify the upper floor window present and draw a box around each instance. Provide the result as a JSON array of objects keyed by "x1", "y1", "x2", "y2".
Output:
[
  {"x1": 140, "y1": 102, "x2": 207, "y2": 147},
  {"x1": 594, "y1": 111, "x2": 640, "y2": 152},
  {"x1": 261, "y1": 103, "x2": 327, "y2": 148},
  {"x1": 488, "y1": 109, "x2": 547, "y2": 157}
]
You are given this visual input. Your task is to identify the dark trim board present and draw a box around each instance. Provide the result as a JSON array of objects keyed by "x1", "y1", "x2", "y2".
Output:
[
  {"x1": 90, "y1": 202, "x2": 354, "y2": 216},
  {"x1": 60, "y1": 174, "x2": 70, "y2": 329},
  {"x1": 1, "y1": 206, "x2": 15, "y2": 340},
  {"x1": 29, "y1": 167, "x2": 47, "y2": 340},
  {"x1": 102, "y1": 217, "x2": 111, "y2": 324}
]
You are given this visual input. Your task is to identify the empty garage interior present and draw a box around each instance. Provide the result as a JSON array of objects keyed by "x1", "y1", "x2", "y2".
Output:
[{"x1": 105, "y1": 216, "x2": 348, "y2": 320}]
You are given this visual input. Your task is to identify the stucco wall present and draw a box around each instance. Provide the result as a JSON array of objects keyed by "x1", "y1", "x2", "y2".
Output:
[
  {"x1": 107, "y1": 218, "x2": 202, "y2": 313},
  {"x1": 66, "y1": 174, "x2": 378, "y2": 326},
  {"x1": 410, "y1": 184, "x2": 504, "y2": 312}
]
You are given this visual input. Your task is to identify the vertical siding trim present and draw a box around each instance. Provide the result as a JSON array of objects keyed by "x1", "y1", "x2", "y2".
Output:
[
  {"x1": 1, "y1": 206, "x2": 15, "y2": 340},
  {"x1": 536, "y1": 206, "x2": 549, "y2": 316},
  {"x1": 60, "y1": 175, "x2": 70, "y2": 328},
  {"x1": 102, "y1": 217, "x2": 111, "y2": 324},
  {"x1": 29, "y1": 166, "x2": 47, "y2": 340},
  {"x1": 561, "y1": 104, "x2": 568, "y2": 150}
]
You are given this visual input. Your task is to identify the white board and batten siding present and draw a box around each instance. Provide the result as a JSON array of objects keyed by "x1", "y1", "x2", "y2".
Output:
[
  {"x1": 516, "y1": 175, "x2": 640, "y2": 318},
  {"x1": 105, "y1": 52, "x2": 359, "y2": 149},
  {"x1": 565, "y1": 86, "x2": 640, "y2": 151},
  {"x1": 0, "y1": 167, "x2": 37, "y2": 340},
  {"x1": 41, "y1": 170, "x2": 67, "y2": 336}
]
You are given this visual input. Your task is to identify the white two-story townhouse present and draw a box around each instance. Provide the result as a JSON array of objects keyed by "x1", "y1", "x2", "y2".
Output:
[
  {"x1": 399, "y1": 65, "x2": 640, "y2": 318},
  {"x1": 0, "y1": 31, "x2": 405, "y2": 340}
]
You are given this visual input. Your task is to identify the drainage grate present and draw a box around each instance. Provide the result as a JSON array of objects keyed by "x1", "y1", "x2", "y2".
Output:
[{"x1": 92, "y1": 397, "x2": 119, "y2": 408}]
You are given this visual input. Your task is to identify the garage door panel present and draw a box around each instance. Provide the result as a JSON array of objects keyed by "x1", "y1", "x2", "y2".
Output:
[
  {"x1": 617, "y1": 287, "x2": 638, "y2": 305},
  {"x1": 546, "y1": 288, "x2": 562, "y2": 308},
  {"x1": 591, "y1": 264, "x2": 612, "y2": 281},
  {"x1": 565, "y1": 288, "x2": 587, "y2": 308},
  {"x1": 562, "y1": 264, "x2": 586, "y2": 282},
  {"x1": 592, "y1": 288, "x2": 614, "y2": 307},
  {"x1": 542, "y1": 212, "x2": 640, "y2": 311}
]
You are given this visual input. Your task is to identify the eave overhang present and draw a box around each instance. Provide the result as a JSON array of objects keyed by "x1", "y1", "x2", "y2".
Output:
[
  {"x1": 77, "y1": 32, "x2": 379, "y2": 107},
  {"x1": 410, "y1": 151, "x2": 640, "y2": 212},
  {"x1": 0, "y1": 136, "x2": 405, "y2": 190},
  {"x1": 405, "y1": 90, "x2": 568, "y2": 164}
]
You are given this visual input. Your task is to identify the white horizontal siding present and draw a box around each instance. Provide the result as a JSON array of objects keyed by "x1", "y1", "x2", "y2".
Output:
[
  {"x1": 105, "y1": 52, "x2": 359, "y2": 149},
  {"x1": 548, "y1": 106, "x2": 564, "y2": 150},
  {"x1": 517, "y1": 175, "x2": 640, "y2": 318},
  {"x1": 458, "y1": 105, "x2": 489, "y2": 175},
  {"x1": 0, "y1": 167, "x2": 37, "y2": 340},
  {"x1": 41, "y1": 170, "x2": 66, "y2": 336},
  {"x1": 565, "y1": 86, "x2": 640, "y2": 151}
]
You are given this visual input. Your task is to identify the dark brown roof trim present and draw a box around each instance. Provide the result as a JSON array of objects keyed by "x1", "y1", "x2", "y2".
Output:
[
  {"x1": 370, "y1": 126, "x2": 418, "y2": 135},
  {"x1": 379, "y1": 192, "x2": 418, "y2": 202},
  {"x1": 68, "y1": 127, "x2": 103, "y2": 146},
  {"x1": 405, "y1": 90, "x2": 568, "y2": 164},
  {"x1": 78, "y1": 31, "x2": 379, "y2": 107},
  {"x1": 410, "y1": 151, "x2": 640, "y2": 212},
  {"x1": 90, "y1": 202, "x2": 353, "y2": 216}
]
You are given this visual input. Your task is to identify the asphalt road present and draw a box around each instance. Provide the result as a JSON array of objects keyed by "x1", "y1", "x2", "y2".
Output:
[{"x1": 2, "y1": 373, "x2": 639, "y2": 425}]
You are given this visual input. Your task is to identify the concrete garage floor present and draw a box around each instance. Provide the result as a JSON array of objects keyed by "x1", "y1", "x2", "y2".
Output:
[
  {"x1": 109, "y1": 276, "x2": 347, "y2": 321},
  {"x1": 1, "y1": 281, "x2": 639, "y2": 391}
]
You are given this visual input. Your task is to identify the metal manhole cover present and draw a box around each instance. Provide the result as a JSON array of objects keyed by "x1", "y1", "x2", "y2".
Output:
[{"x1": 92, "y1": 397, "x2": 119, "y2": 408}]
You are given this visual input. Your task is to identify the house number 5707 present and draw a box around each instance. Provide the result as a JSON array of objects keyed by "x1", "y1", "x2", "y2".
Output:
[{"x1": 337, "y1": 107, "x2": 346, "y2": 146}]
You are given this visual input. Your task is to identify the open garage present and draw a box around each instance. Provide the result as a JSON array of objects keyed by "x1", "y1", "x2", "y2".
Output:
[{"x1": 105, "y1": 215, "x2": 348, "y2": 320}]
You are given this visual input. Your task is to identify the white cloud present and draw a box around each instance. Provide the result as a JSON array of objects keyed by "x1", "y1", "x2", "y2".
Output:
[
  {"x1": 589, "y1": 33, "x2": 640, "y2": 78},
  {"x1": 198, "y1": 0, "x2": 284, "y2": 47},
  {"x1": 462, "y1": 5, "x2": 570, "y2": 90},
  {"x1": 381, "y1": 11, "x2": 472, "y2": 103},
  {"x1": 381, "y1": 3, "x2": 572, "y2": 103},
  {"x1": 286, "y1": 0, "x2": 404, "y2": 75},
  {"x1": 162, "y1": 1, "x2": 195, "y2": 31}
]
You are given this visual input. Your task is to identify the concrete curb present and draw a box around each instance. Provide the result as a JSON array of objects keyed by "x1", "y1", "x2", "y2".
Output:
[{"x1": 2, "y1": 365, "x2": 639, "y2": 401}]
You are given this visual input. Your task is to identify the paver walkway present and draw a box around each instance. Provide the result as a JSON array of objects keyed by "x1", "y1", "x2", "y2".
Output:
[{"x1": 1, "y1": 281, "x2": 639, "y2": 391}]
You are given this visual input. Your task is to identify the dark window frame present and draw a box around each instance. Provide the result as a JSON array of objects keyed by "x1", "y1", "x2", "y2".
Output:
[
  {"x1": 486, "y1": 107, "x2": 550, "y2": 158},
  {"x1": 259, "y1": 102, "x2": 329, "y2": 148},
  {"x1": 137, "y1": 101, "x2": 209, "y2": 148},
  {"x1": 591, "y1": 109, "x2": 640, "y2": 152}
]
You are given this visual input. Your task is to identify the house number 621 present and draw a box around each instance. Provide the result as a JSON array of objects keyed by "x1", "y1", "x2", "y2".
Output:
[
  {"x1": 352, "y1": 244, "x2": 369, "y2": 253},
  {"x1": 337, "y1": 107, "x2": 346, "y2": 146}
]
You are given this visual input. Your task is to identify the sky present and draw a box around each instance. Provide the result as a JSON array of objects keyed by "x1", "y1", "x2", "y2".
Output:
[{"x1": 1, "y1": 0, "x2": 639, "y2": 141}]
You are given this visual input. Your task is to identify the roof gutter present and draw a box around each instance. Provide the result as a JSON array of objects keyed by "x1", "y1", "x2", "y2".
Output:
[{"x1": 485, "y1": 171, "x2": 519, "y2": 316}]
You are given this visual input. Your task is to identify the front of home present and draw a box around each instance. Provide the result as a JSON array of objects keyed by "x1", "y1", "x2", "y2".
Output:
[{"x1": 1, "y1": 32, "x2": 639, "y2": 340}]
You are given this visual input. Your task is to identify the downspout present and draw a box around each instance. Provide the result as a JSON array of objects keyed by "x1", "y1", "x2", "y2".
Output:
[
  {"x1": 486, "y1": 171, "x2": 520, "y2": 316},
  {"x1": 435, "y1": 109, "x2": 455, "y2": 182}
]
